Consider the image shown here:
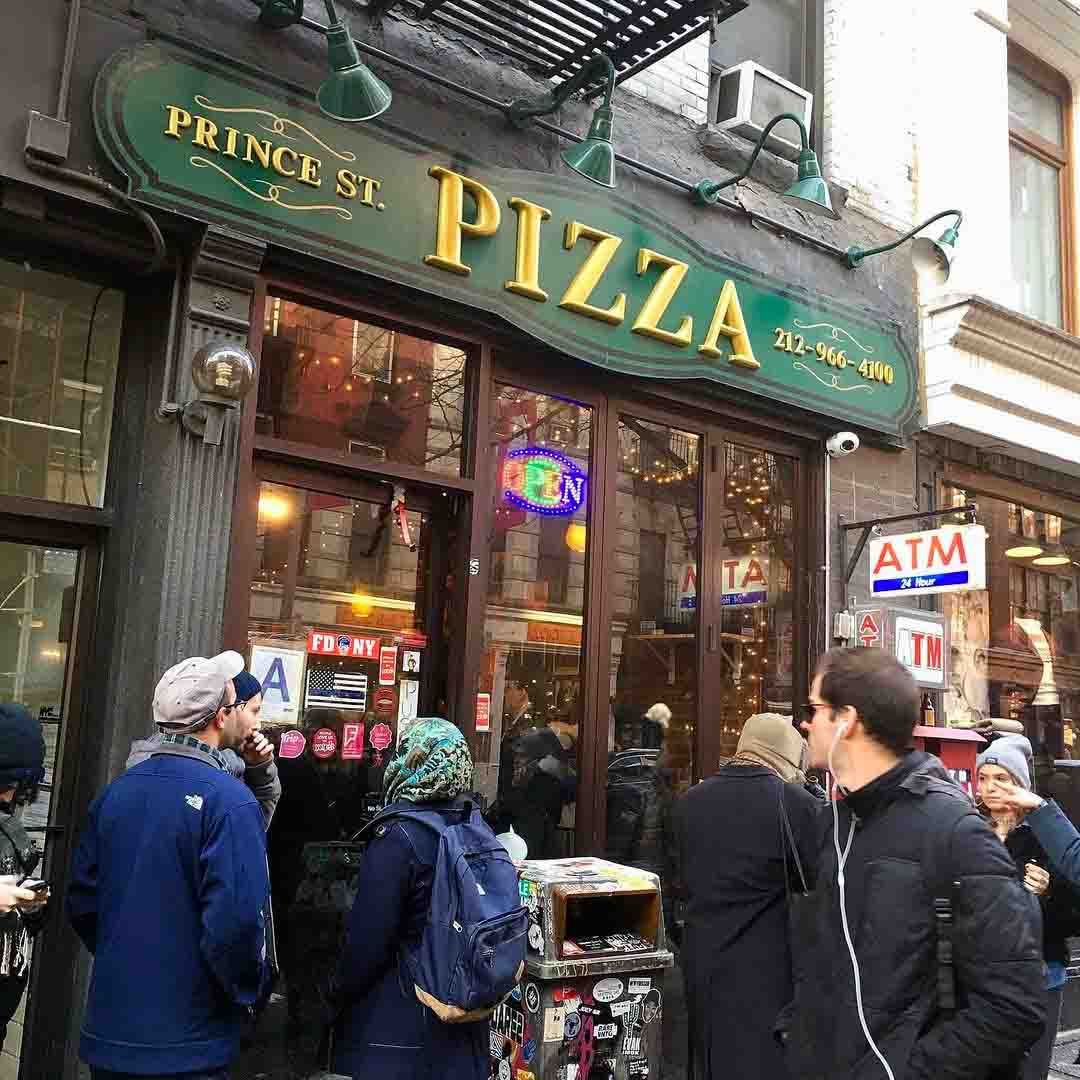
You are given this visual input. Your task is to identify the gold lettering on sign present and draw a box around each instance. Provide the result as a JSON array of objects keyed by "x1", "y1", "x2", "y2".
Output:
[
  {"x1": 297, "y1": 155, "x2": 321, "y2": 188},
  {"x1": 698, "y1": 279, "x2": 758, "y2": 369},
  {"x1": 505, "y1": 197, "x2": 551, "y2": 303},
  {"x1": 243, "y1": 134, "x2": 272, "y2": 170},
  {"x1": 632, "y1": 248, "x2": 693, "y2": 347},
  {"x1": 271, "y1": 145, "x2": 298, "y2": 178},
  {"x1": 222, "y1": 127, "x2": 240, "y2": 159},
  {"x1": 559, "y1": 221, "x2": 625, "y2": 326},
  {"x1": 164, "y1": 105, "x2": 192, "y2": 138},
  {"x1": 193, "y1": 117, "x2": 220, "y2": 151},
  {"x1": 424, "y1": 167, "x2": 501, "y2": 276}
]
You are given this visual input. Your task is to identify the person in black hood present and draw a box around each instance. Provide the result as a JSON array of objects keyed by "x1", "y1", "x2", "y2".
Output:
[
  {"x1": 0, "y1": 704, "x2": 48, "y2": 1045},
  {"x1": 780, "y1": 648, "x2": 1045, "y2": 1080}
]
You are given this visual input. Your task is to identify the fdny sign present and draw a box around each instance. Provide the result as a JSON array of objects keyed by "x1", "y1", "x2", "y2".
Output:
[
  {"x1": 869, "y1": 525, "x2": 986, "y2": 597},
  {"x1": 307, "y1": 630, "x2": 380, "y2": 658}
]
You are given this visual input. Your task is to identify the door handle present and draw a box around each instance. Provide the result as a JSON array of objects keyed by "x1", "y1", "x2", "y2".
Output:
[{"x1": 707, "y1": 624, "x2": 715, "y2": 652}]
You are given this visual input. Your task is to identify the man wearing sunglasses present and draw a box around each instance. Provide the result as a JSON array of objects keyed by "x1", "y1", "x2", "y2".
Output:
[
  {"x1": 67, "y1": 651, "x2": 271, "y2": 1080},
  {"x1": 780, "y1": 647, "x2": 1045, "y2": 1080}
]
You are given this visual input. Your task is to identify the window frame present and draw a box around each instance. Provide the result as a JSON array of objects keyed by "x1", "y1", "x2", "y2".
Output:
[{"x1": 1008, "y1": 43, "x2": 1075, "y2": 332}]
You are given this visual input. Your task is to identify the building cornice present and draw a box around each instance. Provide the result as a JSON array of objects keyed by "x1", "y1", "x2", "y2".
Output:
[{"x1": 926, "y1": 292, "x2": 1080, "y2": 395}]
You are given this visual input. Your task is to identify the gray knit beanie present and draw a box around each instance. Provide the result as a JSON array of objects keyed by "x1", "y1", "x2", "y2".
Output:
[{"x1": 976, "y1": 734, "x2": 1034, "y2": 791}]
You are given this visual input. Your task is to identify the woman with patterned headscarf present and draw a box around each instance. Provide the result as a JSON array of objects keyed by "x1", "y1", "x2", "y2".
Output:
[{"x1": 333, "y1": 719, "x2": 488, "y2": 1080}]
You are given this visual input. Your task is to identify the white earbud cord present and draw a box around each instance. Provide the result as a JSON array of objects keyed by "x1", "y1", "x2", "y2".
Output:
[{"x1": 829, "y1": 728, "x2": 895, "y2": 1080}]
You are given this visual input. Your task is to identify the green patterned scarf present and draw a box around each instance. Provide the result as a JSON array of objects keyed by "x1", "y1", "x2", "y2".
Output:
[{"x1": 383, "y1": 718, "x2": 474, "y2": 805}]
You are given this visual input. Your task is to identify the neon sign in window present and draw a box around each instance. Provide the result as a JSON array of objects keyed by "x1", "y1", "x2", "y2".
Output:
[{"x1": 502, "y1": 447, "x2": 587, "y2": 516}]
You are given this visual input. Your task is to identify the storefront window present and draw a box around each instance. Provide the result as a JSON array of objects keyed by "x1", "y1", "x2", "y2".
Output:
[
  {"x1": 245, "y1": 477, "x2": 450, "y2": 1070},
  {"x1": 0, "y1": 258, "x2": 122, "y2": 507},
  {"x1": 257, "y1": 296, "x2": 468, "y2": 476},
  {"x1": 607, "y1": 415, "x2": 700, "y2": 877},
  {"x1": 0, "y1": 540, "x2": 79, "y2": 1070},
  {"x1": 941, "y1": 483, "x2": 1080, "y2": 759},
  {"x1": 716, "y1": 443, "x2": 799, "y2": 752},
  {"x1": 479, "y1": 385, "x2": 591, "y2": 861}
]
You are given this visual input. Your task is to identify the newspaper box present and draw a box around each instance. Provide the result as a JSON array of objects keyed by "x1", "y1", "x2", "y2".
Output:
[{"x1": 489, "y1": 858, "x2": 674, "y2": 1080}]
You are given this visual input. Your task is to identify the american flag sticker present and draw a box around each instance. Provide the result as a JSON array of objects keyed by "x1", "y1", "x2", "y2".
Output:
[{"x1": 305, "y1": 667, "x2": 368, "y2": 712}]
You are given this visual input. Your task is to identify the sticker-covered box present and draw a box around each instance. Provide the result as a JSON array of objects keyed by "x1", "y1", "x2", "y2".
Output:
[{"x1": 488, "y1": 858, "x2": 674, "y2": 1080}]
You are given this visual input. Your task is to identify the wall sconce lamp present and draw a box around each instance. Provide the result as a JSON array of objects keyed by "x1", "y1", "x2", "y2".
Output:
[
  {"x1": 692, "y1": 112, "x2": 837, "y2": 219},
  {"x1": 846, "y1": 210, "x2": 962, "y2": 284},
  {"x1": 181, "y1": 342, "x2": 257, "y2": 446},
  {"x1": 255, "y1": 0, "x2": 391, "y2": 122},
  {"x1": 506, "y1": 53, "x2": 617, "y2": 188}
]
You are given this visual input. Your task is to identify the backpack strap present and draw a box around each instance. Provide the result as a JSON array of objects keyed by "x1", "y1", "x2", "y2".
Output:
[{"x1": 922, "y1": 798, "x2": 961, "y2": 1017}]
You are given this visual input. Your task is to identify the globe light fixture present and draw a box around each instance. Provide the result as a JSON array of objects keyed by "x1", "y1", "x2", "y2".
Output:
[{"x1": 183, "y1": 341, "x2": 257, "y2": 445}]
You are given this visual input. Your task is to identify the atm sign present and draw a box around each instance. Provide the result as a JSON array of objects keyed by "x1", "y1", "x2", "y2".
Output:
[
  {"x1": 869, "y1": 525, "x2": 986, "y2": 597},
  {"x1": 894, "y1": 615, "x2": 946, "y2": 688}
]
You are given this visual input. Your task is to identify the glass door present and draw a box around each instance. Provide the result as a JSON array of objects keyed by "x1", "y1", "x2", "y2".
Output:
[
  {"x1": 235, "y1": 469, "x2": 457, "y2": 1080},
  {"x1": 0, "y1": 528, "x2": 98, "y2": 1080}
]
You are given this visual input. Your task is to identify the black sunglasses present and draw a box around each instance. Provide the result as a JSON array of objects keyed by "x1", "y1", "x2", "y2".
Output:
[{"x1": 801, "y1": 701, "x2": 830, "y2": 721}]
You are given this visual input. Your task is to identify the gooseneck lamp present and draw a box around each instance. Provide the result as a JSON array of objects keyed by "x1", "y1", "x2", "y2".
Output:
[
  {"x1": 506, "y1": 54, "x2": 618, "y2": 188},
  {"x1": 316, "y1": 0, "x2": 392, "y2": 122},
  {"x1": 692, "y1": 112, "x2": 838, "y2": 220},
  {"x1": 254, "y1": 0, "x2": 392, "y2": 122},
  {"x1": 845, "y1": 210, "x2": 962, "y2": 284}
]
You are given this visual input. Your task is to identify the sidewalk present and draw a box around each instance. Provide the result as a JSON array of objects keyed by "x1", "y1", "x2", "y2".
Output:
[{"x1": 1051, "y1": 1028, "x2": 1080, "y2": 1077}]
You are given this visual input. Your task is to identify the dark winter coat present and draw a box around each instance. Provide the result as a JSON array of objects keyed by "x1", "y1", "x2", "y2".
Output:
[
  {"x1": 781, "y1": 752, "x2": 1046, "y2": 1080},
  {"x1": 67, "y1": 741, "x2": 270, "y2": 1075},
  {"x1": 333, "y1": 799, "x2": 488, "y2": 1080},
  {"x1": 0, "y1": 814, "x2": 41, "y2": 1037},
  {"x1": 1002, "y1": 820, "x2": 1078, "y2": 969},
  {"x1": 672, "y1": 764, "x2": 821, "y2": 1080}
]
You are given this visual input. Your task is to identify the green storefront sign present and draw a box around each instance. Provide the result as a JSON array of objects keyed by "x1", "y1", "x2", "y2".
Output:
[{"x1": 94, "y1": 41, "x2": 919, "y2": 439}]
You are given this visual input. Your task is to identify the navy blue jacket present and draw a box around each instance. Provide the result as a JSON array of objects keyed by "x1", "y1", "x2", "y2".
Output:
[
  {"x1": 1025, "y1": 799, "x2": 1080, "y2": 885},
  {"x1": 334, "y1": 800, "x2": 488, "y2": 1080},
  {"x1": 67, "y1": 745, "x2": 270, "y2": 1074}
]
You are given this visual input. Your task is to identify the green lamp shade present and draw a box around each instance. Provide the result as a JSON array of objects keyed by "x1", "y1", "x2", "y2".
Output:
[
  {"x1": 911, "y1": 225, "x2": 959, "y2": 285},
  {"x1": 317, "y1": 23, "x2": 392, "y2": 123},
  {"x1": 782, "y1": 148, "x2": 838, "y2": 219},
  {"x1": 561, "y1": 105, "x2": 616, "y2": 188}
]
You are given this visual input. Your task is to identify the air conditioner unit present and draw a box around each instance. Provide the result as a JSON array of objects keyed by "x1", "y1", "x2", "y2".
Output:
[{"x1": 710, "y1": 59, "x2": 813, "y2": 161}]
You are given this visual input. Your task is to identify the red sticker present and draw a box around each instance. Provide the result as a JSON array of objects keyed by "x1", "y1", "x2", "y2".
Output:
[
  {"x1": 278, "y1": 730, "x2": 306, "y2": 759},
  {"x1": 307, "y1": 630, "x2": 380, "y2": 658},
  {"x1": 342, "y1": 722, "x2": 365, "y2": 760},
  {"x1": 379, "y1": 646, "x2": 398, "y2": 686},
  {"x1": 370, "y1": 722, "x2": 393, "y2": 751},
  {"x1": 312, "y1": 727, "x2": 337, "y2": 759},
  {"x1": 373, "y1": 687, "x2": 396, "y2": 716},
  {"x1": 475, "y1": 693, "x2": 491, "y2": 734}
]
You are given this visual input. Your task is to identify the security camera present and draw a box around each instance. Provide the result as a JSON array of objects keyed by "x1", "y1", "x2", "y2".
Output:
[{"x1": 826, "y1": 431, "x2": 860, "y2": 458}]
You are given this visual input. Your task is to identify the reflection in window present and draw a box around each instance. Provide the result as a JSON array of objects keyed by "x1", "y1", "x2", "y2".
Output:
[
  {"x1": 480, "y1": 385, "x2": 591, "y2": 862},
  {"x1": 258, "y1": 297, "x2": 468, "y2": 476},
  {"x1": 0, "y1": 259, "x2": 122, "y2": 506},
  {"x1": 717, "y1": 444, "x2": 797, "y2": 758},
  {"x1": 251, "y1": 481, "x2": 426, "y2": 640},
  {"x1": 941, "y1": 482, "x2": 1080, "y2": 761}
]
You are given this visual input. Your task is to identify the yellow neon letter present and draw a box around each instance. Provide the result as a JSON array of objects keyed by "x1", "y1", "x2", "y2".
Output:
[
  {"x1": 504, "y1": 197, "x2": 551, "y2": 302},
  {"x1": 424, "y1": 166, "x2": 501, "y2": 276},
  {"x1": 698, "y1": 279, "x2": 759, "y2": 368},
  {"x1": 632, "y1": 248, "x2": 693, "y2": 347},
  {"x1": 558, "y1": 221, "x2": 625, "y2": 326}
]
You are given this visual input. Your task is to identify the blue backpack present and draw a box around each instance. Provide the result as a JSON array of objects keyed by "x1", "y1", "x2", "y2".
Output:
[{"x1": 378, "y1": 802, "x2": 528, "y2": 1022}]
